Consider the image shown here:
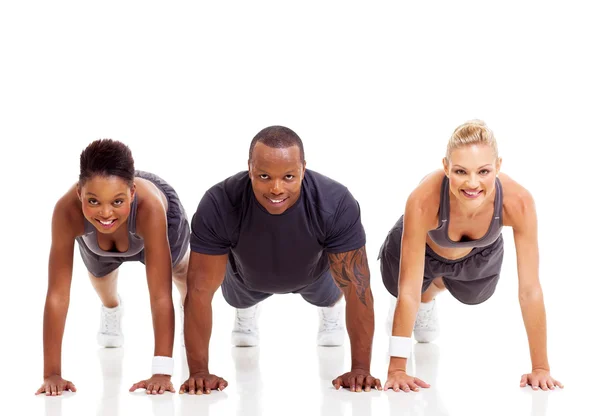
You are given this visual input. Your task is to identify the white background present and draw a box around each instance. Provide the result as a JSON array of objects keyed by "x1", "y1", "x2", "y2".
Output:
[{"x1": 1, "y1": 1, "x2": 598, "y2": 415}]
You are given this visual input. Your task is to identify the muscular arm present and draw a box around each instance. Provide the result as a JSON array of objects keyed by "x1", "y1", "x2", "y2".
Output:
[
  {"x1": 389, "y1": 193, "x2": 432, "y2": 373},
  {"x1": 184, "y1": 251, "x2": 228, "y2": 374},
  {"x1": 43, "y1": 196, "x2": 78, "y2": 379},
  {"x1": 509, "y1": 189, "x2": 549, "y2": 371},
  {"x1": 137, "y1": 200, "x2": 175, "y2": 360},
  {"x1": 328, "y1": 246, "x2": 374, "y2": 371}
]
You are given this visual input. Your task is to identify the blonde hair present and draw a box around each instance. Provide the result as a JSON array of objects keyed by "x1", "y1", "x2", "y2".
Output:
[{"x1": 446, "y1": 119, "x2": 499, "y2": 161}]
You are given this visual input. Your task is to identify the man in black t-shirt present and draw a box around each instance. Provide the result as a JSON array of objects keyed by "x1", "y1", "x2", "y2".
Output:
[{"x1": 180, "y1": 126, "x2": 380, "y2": 394}]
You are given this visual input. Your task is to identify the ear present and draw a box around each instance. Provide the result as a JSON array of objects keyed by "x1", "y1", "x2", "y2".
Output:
[
  {"x1": 76, "y1": 184, "x2": 82, "y2": 201},
  {"x1": 130, "y1": 182, "x2": 137, "y2": 199},
  {"x1": 442, "y1": 157, "x2": 450, "y2": 177},
  {"x1": 247, "y1": 159, "x2": 253, "y2": 180},
  {"x1": 496, "y1": 157, "x2": 503, "y2": 175},
  {"x1": 301, "y1": 160, "x2": 307, "y2": 179}
]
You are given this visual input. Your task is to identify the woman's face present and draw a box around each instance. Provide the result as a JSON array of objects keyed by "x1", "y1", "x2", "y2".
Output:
[
  {"x1": 77, "y1": 175, "x2": 135, "y2": 234},
  {"x1": 444, "y1": 143, "x2": 501, "y2": 210}
]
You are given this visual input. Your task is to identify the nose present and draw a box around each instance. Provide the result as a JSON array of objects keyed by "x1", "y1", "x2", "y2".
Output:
[
  {"x1": 270, "y1": 180, "x2": 283, "y2": 195},
  {"x1": 99, "y1": 204, "x2": 113, "y2": 218},
  {"x1": 466, "y1": 173, "x2": 479, "y2": 188}
]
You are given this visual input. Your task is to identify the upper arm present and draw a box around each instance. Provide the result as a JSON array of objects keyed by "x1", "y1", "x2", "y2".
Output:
[
  {"x1": 324, "y1": 189, "x2": 366, "y2": 254},
  {"x1": 397, "y1": 190, "x2": 435, "y2": 296},
  {"x1": 136, "y1": 197, "x2": 172, "y2": 297},
  {"x1": 47, "y1": 195, "x2": 79, "y2": 298},
  {"x1": 190, "y1": 191, "x2": 232, "y2": 255},
  {"x1": 187, "y1": 251, "x2": 229, "y2": 296},
  {"x1": 327, "y1": 246, "x2": 371, "y2": 306},
  {"x1": 506, "y1": 185, "x2": 540, "y2": 291}
]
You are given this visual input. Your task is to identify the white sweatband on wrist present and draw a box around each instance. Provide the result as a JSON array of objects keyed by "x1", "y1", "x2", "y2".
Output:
[
  {"x1": 152, "y1": 356, "x2": 174, "y2": 376},
  {"x1": 389, "y1": 336, "x2": 412, "y2": 358}
]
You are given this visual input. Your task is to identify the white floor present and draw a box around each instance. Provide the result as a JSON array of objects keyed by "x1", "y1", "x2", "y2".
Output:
[{"x1": 10, "y1": 252, "x2": 595, "y2": 416}]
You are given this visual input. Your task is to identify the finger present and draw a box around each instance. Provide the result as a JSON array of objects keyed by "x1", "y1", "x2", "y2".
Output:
[
  {"x1": 130, "y1": 381, "x2": 144, "y2": 392},
  {"x1": 547, "y1": 380, "x2": 555, "y2": 390},
  {"x1": 188, "y1": 378, "x2": 196, "y2": 395},
  {"x1": 520, "y1": 374, "x2": 528, "y2": 387},
  {"x1": 332, "y1": 377, "x2": 342, "y2": 390},
  {"x1": 414, "y1": 377, "x2": 430, "y2": 388},
  {"x1": 554, "y1": 379, "x2": 564, "y2": 389},
  {"x1": 179, "y1": 381, "x2": 188, "y2": 394},
  {"x1": 364, "y1": 376, "x2": 373, "y2": 392},
  {"x1": 392, "y1": 382, "x2": 400, "y2": 392},
  {"x1": 158, "y1": 385, "x2": 165, "y2": 395},
  {"x1": 539, "y1": 380, "x2": 549, "y2": 391},
  {"x1": 169, "y1": 384, "x2": 176, "y2": 393},
  {"x1": 35, "y1": 386, "x2": 45, "y2": 395},
  {"x1": 195, "y1": 379, "x2": 204, "y2": 395},
  {"x1": 355, "y1": 375, "x2": 365, "y2": 392},
  {"x1": 531, "y1": 380, "x2": 540, "y2": 391},
  {"x1": 399, "y1": 382, "x2": 410, "y2": 393},
  {"x1": 218, "y1": 379, "x2": 228, "y2": 391},
  {"x1": 374, "y1": 378, "x2": 383, "y2": 391},
  {"x1": 51, "y1": 384, "x2": 58, "y2": 396},
  {"x1": 349, "y1": 376, "x2": 357, "y2": 392},
  {"x1": 66, "y1": 382, "x2": 77, "y2": 392},
  {"x1": 150, "y1": 384, "x2": 159, "y2": 395},
  {"x1": 408, "y1": 381, "x2": 420, "y2": 392}
]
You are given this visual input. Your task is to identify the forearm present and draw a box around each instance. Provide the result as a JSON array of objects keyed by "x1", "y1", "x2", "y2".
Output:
[
  {"x1": 345, "y1": 288, "x2": 374, "y2": 371},
  {"x1": 43, "y1": 296, "x2": 70, "y2": 378},
  {"x1": 388, "y1": 292, "x2": 420, "y2": 372},
  {"x1": 150, "y1": 297, "x2": 175, "y2": 358},
  {"x1": 519, "y1": 290, "x2": 549, "y2": 370},
  {"x1": 184, "y1": 289, "x2": 214, "y2": 374}
]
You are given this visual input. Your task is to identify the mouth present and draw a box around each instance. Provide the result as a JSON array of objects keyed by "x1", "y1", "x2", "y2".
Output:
[
  {"x1": 460, "y1": 189, "x2": 483, "y2": 199},
  {"x1": 265, "y1": 196, "x2": 289, "y2": 206},
  {"x1": 95, "y1": 218, "x2": 118, "y2": 229}
]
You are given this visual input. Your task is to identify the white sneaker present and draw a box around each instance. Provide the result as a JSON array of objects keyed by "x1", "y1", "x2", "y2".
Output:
[
  {"x1": 231, "y1": 304, "x2": 260, "y2": 347},
  {"x1": 413, "y1": 300, "x2": 440, "y2": 343},
  {"x1": 317, "y1": 301, "x2": 345, "y2": 346},
  {"x1": 97, "y1": 296, "x2": 124, "y2": 348}
]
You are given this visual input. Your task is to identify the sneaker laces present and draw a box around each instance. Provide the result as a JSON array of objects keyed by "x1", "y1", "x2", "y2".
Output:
[
  {"x1": 102, "y1": 307, "x2": 120, "y2": 335},
  {"x1": 320, "y1": 308, "x2": 342, "y2": 332},
  {"x1": 414, "y1": 306, "x2": 434, "y2": 330},
  {"x1": 235, "y1": 309, "x2": 257, "y2": 333}
]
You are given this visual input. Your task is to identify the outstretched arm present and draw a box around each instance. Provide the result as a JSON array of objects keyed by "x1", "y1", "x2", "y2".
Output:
[{"x1": 328, "y1": 246, "x2": 381, "y2": 392}]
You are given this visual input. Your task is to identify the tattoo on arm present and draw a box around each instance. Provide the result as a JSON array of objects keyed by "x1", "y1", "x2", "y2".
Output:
[{"x1": 328, "y1": 246, "x2": 372, "y2": 307}]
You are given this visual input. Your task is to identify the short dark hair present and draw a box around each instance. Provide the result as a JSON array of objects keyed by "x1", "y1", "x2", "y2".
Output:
[
  {"x1": 79, "y1": 139, "x2": 135, "y2": 187},
  {"x1": 248, "y1": 126, "x2": 305, "y2": 162}
]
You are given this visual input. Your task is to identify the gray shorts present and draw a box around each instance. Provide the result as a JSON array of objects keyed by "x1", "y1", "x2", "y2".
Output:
[
  {"x1": 77, "y1": 171, "x2": 190, "y2": 277},
  {"x1": 221, "y1": 262, "x2": 342, "y2": 308},
  {"x1": 378, "y1": 215, "x2": 504, "y2": 305}
]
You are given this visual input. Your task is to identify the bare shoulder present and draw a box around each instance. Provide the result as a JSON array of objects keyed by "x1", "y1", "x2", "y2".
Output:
[
  {"x1": 53, "y1": 184, "x2": 85, "y2": 238},
  {"x1": 405, "y1": 170, "x2": 444, "y2": 229},
  {"x1": 134, "y1": 177, "x2": 168, "y2": 235},
  {"x1": 498, "y1": 173, "x2": 536, "y2": 227}
]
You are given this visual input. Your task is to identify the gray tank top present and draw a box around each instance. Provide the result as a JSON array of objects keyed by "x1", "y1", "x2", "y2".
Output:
[
  {"x1": 79, "y1": 193, "x2": 145, "y2": 257},
  {"x1": 427, "y1": 176, "x2": 503, "y2": 248}
]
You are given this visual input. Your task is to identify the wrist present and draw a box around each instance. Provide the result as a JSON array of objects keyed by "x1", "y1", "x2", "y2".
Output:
[
  {"x1": 152, "y1": 356, "x2": 174, "y2": 376},
  {"x1": 389, "y1": 356, "x2": 408, "y2": 373}
]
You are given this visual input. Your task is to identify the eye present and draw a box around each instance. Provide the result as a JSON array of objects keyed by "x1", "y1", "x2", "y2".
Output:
[
  {"x1": 113, "y1": 199, "x2": 125, "y2": 207},
  {"x1": 454, "y1": 169, "x2": 466, "y2": 175},
  {"x1": 284, "y1": 175, "x2": 294, "y2": 180},
  {"x1": 88, "y1": 198, "x2": 99, "y2": 205},
  {"x1": 259, "y1": 174, "x2": 269, "y2": 180},
  {"x1": 479, "y1": 169, "x2": 490, "y2": 175}
]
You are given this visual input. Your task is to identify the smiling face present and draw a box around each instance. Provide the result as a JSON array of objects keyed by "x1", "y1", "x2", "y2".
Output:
[
  {"x1": 77, "y1": 175, "x2": 136, "y2": 233},
  {"x1": 443, "y1": 143, "x2": 502, "y2": 210},
  {"x1": 248, "y1": 142, "x2": 306, "y2": 215}
]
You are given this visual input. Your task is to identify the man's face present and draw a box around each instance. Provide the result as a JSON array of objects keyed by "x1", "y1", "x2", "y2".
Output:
[{"x1": 248, "y1": 142, "x2": 306, "y2": 215}]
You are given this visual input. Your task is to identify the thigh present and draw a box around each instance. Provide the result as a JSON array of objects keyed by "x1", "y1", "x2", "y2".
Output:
[{"x1": 221, "y1": 267, "x2": 272, "y2": 308}]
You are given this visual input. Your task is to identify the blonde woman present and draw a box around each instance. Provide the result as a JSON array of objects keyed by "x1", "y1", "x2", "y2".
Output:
[{"x1": 378, "y1": 120, "x2": 562, "y2": 392}]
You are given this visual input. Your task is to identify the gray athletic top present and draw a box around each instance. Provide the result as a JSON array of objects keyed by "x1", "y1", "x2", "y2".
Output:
[
  {"x1": 427, "y1": 176, "x2": 503, "y2": 249},
  {"x1": 79, "y1": 194, "x2": 145, "y2": 257},
  {"x1": 190, "y1": 170, "x2": 366, "y2": 294}
]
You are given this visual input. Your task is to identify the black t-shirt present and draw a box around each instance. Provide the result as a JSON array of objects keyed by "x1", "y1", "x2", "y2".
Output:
[{"x1": 190, "y1": 169, "x2": 366, "y2": 294}]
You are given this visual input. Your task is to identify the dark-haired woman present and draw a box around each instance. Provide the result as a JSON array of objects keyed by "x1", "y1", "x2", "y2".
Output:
[{"x1": 36, "y1": 139, "x2": 190, "y2": 396}]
